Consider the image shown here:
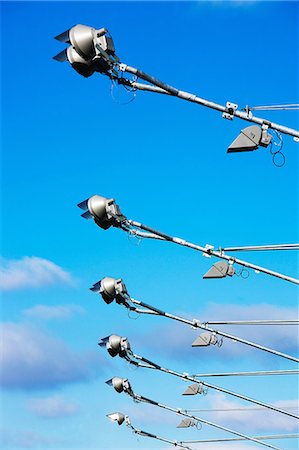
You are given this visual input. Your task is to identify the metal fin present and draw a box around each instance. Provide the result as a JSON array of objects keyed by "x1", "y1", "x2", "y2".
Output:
[
  {"x1": 81, "y1": 211, "x2": 93, "y2": 219},
  {"x1": 54, "y1": 29, "x2": 71, "y2": 43},
  {"x1": 53, "y1": 49, "x2": 68, "y2": 62},
  {"x1": 90, "y1": 281, "x2": 101, "y2": 292},
  {"x1": 98, "y1": 336, "x2": 110, "y2": 347},
  {"x1": 77, "y1": 198, "x2": 89, "y2": 210}
]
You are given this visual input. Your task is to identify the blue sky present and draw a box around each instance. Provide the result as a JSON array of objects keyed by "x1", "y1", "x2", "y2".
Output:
[{"x1": 1, "y1": 1, "x2": 298, "y2": 449}]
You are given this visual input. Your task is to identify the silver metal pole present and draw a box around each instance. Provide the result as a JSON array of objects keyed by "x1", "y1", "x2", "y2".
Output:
[
  {"x1": 120, "y1": 64, "x2": 299, "y2": 139},
  {"x1": 206, "y1": 320, "x2": 299, "y2": 325},
  {"x1": 217, "y1": 244, "x2": 299, "y2": 252},
  {"x1": 130, "y1": 353, "x2": 299, "y2": 419},
  {"x1": 127, "y1": 296, "x2": 299, "y2": 362},
  {"x1": 182, "y1": 434, "x2": 299, "y2": 444},
  {"x1": 192, "y1": 370, "x2": 299, "y2": 377},
  {"x1": 127, "y1": 220, "x2": 299, "y2": 285},
  {"x1": 131, "y1": 392, "x2": 282, "y2": 450}
]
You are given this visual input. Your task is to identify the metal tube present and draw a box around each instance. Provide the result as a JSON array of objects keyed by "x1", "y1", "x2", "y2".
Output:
[
  {"x1": 182, "y1": 434, "x2": 299, "y2": 444},
  {"x1": 128, "y1": 296, "x2": 299, "y2": 362},
  {"x1": 127, "y1": 220, "x2": 299, "y2": 285},
  {"x1": 206, "y1": 320, "x2": 299, "y2": 325},
  {"x1": 217, "y1": 244, "x2": 299, "y2": 252},
  {"x1": 131, "y1": 353, "x2": 299, "y2": 420},
  {"x1": 121, "y1": 64, "x2": 299, "y2": 139},
  {"x1": 132, "y1": 393, "x2": 282, "y2": 450},
  {"x1": 192, "y1": 370, "x2": 299, "y2": 377}
]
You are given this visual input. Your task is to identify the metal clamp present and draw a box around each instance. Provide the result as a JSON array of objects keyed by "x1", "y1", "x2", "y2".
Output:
[
  {"x1": 203, "y1": 244, "x2": 214, "y2": 258},
  {"x1": 260, "y1": 122, "x2": 273, "y2": 147},
  {"x1": 119, "y1": 63, "x2": 127, "y2": 72},
  {"x1": 222, "y1": 101, "x2": 238, "y2": 120}
]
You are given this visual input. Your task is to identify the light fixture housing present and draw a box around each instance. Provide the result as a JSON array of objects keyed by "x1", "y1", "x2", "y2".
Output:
[
  {"x1": 227, "y1": 125, "x2": 272, "y2": 153},
  {"x1": 177, "y1": 418, "x2": 197, "y2": 428},
  {"x1": 53, "y1": 24, "x2": 116, "y2": 77},
  {"x1": 98, "y1": 334, "x2": 131, "y2": 357},
  {"x1": 182, "y1": 383, "x2": 205, "y2": 396},
  {"x1": 106, "y1": 412, "x2": 126, "y2": 426},
  {"x1": 90, "y1": 277, "x2": 128, "y2": 304},
  {"x1": 106, "y1": 376, "x2": 132, "y2": 394},
  {"x1": 203, "y1": 261, "x2": 235, "y2": 279},
  {"x1": 77, "y1": 195, "x2": 125, "y2": 229},
  {"x1": 192, "y1": 331, "x2": 218, "y2": 347}
]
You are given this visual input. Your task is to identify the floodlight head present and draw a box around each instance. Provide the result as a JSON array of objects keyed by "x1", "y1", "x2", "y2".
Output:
[
  {"x1": 77, "y1": 194, "x2": 125, "y2": 230},
  {"x1": 54, "y1": 24, "x2": 116, "y2": 77},
  {"x1": 192, "y1": 331, "x2": 218, "y2": 347},
  {"x1": 177, "y1": 418, "x2": 197, "y2": 428},
  {"x1": 227, "y1": 125, "x2": 272, "y2": 153},
  {"x1": 106, "y1": 412, "x2": 127, "y2": 426},
  {"x1": 53, "y1": 45, "x2": 96, "y2": 77},
  {"x1": 90, "y1": 277, "x2": 128, "y2": 304},
  {"x1": 99, "y1": 334, "x2": 131, "y2": 358},
  {"x1": 106, "y1": 377, "x2": 132, "y2": 394},
  {"x1": 182, "y1": 383, "x2": 205, "y2": 396},
  {"x1": 203, "y1": 261, "x2": 235, "y2": 279}
]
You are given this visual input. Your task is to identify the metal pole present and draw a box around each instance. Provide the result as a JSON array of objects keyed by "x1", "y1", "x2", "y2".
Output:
[
  {"x1": 217, "y1": 244, "x2": 299, "y2": 252},
  {"x1": 192, "y1": 370, "x2": 299, "y2": 377},
  {"x1": 182, "y1": 434, "x2": 299, "y2": 444},
  {"x1": 127, "y1": 296, "x2": 299, "y2": 362},
  {"x1": 206, "y1": 320, "x2": 299, "y2": 325},
  {"x1": 126, "y1": 220, "x2": 299, "y2": 285},
  {"x1": 130, "y1": 353, "x2": 299, "y2": 419},
  {"x1": 131, "y1": 392, "x2": 282, "y2": 450},
  {"x1": 119, "y1": 64, "x2": 299, "y2": 139}
]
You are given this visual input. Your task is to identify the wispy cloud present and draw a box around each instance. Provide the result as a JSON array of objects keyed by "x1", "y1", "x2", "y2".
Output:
[
  {"x1": 23, "y1": 304, "x2": 86, "y2": 320},
  {"x1": 0, "y1": 322, "x2": 105, "y2": 390},
  {"x1": 0, "y1": 256, "x2": 73, "y2": 291},
  {"x1": 27, "y1": 395, "x2": 79, "y2": 418}
]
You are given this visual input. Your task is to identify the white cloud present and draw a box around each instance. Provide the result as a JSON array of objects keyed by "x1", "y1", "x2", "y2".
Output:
[
  {"x1": 27, "y1": 395, "x2": 79, "y2": 418},
  {"x1": 0, "y1": 322, "x2": 104, "y2": 389},
  {"x1": 23, "y1": 304, "x2": 86, "y2": 320},
  {"x1": 0, "y1": 256, "x2": 73, "y2": 291}
]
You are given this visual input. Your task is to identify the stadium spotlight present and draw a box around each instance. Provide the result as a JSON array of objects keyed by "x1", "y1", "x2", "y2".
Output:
[
  {"x1": 77, "y1": 195, "x2": 126, "y2": 229},
  {"x1": 227, "y1": 125, "x2": 272, "y2": 153},
  {"x1": 90, "y1": 276, "x2": 128, "y2": 304},
  {"x1": 106, "y1": 412, "x2": 128, "y2": 426},
  {"x1": 203, "y1": 261, "x2": 235, "y2": 279},
  {"x1": 53, "y1": 24, "x2": 117, "y2": 77},
  {"x1": 98, "y1": 334, "x2": 131, "y2": 358},
  {"x1": 106, "y1": 377, "x2": 132, "y2": 394}
]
